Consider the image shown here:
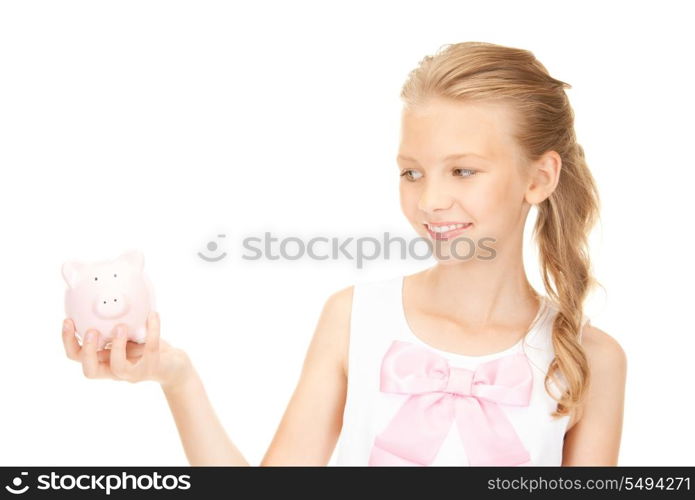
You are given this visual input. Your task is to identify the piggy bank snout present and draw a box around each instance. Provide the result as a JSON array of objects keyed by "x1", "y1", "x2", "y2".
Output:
[{"x1": 93, "y1": 292, "x2": 130, "y2": 319}]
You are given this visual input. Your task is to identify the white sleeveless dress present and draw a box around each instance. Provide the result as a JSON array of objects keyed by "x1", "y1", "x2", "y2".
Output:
[{"x1": 334, "y1": 275, "x2": 589, "y2": 466}]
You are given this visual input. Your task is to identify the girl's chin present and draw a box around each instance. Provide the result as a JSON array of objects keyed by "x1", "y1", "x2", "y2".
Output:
[{"x1": 423, "y1": 236, "x2": 482, "y2": 263}]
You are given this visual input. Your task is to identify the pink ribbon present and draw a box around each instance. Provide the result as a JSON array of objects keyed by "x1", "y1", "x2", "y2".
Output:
[{"x1": 368, "y1": 340, "x2": 534, "y2": 466}]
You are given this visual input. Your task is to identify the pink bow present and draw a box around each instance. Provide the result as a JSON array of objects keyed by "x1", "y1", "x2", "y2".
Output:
[{"x1": 369, "y1": 340, "x2": 533, "y2": 466}]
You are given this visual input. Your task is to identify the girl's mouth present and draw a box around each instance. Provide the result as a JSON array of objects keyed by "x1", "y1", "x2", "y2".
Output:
[{"x1": 423, "y1": 222, "x2": 473, "y2": 240}]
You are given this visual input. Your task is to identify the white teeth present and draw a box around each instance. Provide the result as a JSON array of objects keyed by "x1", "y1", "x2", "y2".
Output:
[{"x1": 427, "y1": 223, "x2": 469, "y2": 233}]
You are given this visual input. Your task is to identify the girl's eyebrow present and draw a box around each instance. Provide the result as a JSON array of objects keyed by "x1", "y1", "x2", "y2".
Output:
[{"x1": 397, "y1": 152, "x2": 488, "y2": 163}]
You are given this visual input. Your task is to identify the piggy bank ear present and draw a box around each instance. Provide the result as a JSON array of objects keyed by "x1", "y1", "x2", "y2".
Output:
[
  {"x1": 62, "y1": 261, "x2": 85, "y2": 289},
  {"x1": 119, "y1": 250, "x2": 145, "y2": 272}
]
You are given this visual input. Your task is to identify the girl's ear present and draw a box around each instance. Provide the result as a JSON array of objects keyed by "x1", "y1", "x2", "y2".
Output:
[
  {"x1": 62, "y1": 261, "x2": 85, "y2": 289},
  {"x1": 525, "y1": 151, "x2": 562, "y2": 204}
]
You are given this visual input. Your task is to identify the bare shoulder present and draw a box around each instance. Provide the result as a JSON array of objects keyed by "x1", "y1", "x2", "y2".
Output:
[
  {"x1": 321, "y1": 285, "x2": 354, "y2": 329},
  {"x1": 260, "y1": 284, "x2": 355, "y2": 465},
  {"x1": 580, "y1": 325, "x2": 627, "y2": 416},
  {"x1": 562, "y1": 323, "x2": 627, "y2": 465},
  {"x1": 318, "y1": 285, "x2": 355, "y2": 378},
  {"x1": 324, "y1": 284, "x2": 355, "y2": 313},
  {"x1": 582, "y1": 324, "x2": 628, "y2": 371},
  {"x1": 565, "y1": 324, "x2": 627, "y2": 431}
]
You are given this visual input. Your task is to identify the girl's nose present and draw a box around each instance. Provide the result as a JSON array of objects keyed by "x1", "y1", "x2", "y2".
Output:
[{"x1": 417, "y1": 181, "x2": 454, "y2": 213}]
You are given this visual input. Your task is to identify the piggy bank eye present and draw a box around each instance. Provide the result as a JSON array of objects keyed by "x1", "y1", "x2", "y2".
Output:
[
  {"x1": 113, "y1": 273, "x2": 117, "y2": 278},
  {"x1": 94, "y1": 277, "x2": 98, "y2": 281}
]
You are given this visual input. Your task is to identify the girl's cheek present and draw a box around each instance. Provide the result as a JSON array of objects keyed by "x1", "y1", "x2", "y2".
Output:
[{"x1": 399, "y1": 190, "x2": 417, "y2": 214}]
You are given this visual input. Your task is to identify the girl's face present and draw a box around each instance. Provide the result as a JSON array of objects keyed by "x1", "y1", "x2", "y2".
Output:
[{"x1": 398, "y1": 97, "x2": 534, "y2": 264}]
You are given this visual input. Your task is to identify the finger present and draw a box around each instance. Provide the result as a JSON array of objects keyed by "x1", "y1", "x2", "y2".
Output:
[
  {"x1": 110, "y1": 324, "x2": 133, "y2": 381},
  {"x1": 100, "y1": 341, "x2": 146, "y2": 364},
  {"x1": 62, "y1": 319, "x2": 81, "y2": 361},
  {"x1": 97, "y1": 348, "x2": 112, "y2": 364},
  {"x1": 143, "y1": 311, "x2": 161, "y2": 361},
  {"x1": 81, "y1": 329, "x2": 103, "y2": 379},
  {"x1": 124, "y1": 341, "x2": 147, "y2": 360}
]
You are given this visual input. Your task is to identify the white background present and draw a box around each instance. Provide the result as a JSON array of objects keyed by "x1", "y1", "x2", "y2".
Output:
[{"x1": 1, "y1": 0, "x2": 692, "y2": 466}]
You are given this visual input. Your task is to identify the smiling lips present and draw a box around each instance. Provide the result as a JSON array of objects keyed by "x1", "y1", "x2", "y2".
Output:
[{"x1": 423, "y1": 221, "x2": 473, "y2": 240}]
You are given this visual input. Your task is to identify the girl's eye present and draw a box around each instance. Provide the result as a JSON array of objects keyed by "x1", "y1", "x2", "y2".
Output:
[
  {"x1": 454, "y1": 168, "x2": 477, "y2": 178},
  {"x1": 399, "y1": 169, "x2": 422, "y2": 181},
  {"x1": 400, "y1": 168, "x2": 477, "y2": 181}
]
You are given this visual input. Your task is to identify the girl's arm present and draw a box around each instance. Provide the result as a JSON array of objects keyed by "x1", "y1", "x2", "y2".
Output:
[
  {"x1": 562, "y1": 325, "x2": 627, "y2": 465},
  {"x1": 63, "y1": 312, "x2": 250, "y2": 465},
  {"x1": 259, "y1": 285, "x2": 352, "y2": 465},
  {"x1": 162, "y1": 360, "x2": 250, "y2": 465},
  {"x1": 162, "y1": 285, "x2": 353, "y2": 466}
]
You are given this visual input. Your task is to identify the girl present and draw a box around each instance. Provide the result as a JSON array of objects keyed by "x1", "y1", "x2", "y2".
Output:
[{"x1": 61, "y1": 41, "x2": 626, "y2": 466}]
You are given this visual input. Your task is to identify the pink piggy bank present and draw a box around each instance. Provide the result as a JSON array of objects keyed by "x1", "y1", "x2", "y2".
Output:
[{"x1": 62, "y1": 250, "x2": 156, "y2": 351}]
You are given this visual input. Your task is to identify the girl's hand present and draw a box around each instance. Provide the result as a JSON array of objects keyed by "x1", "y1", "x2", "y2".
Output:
[{"x1": 61, "y1": 312, "x2": 191, "y2": 389}]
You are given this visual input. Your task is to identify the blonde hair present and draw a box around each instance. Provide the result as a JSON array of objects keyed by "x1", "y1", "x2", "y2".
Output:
[{"x1": 400, "y1": 41, "x2": 601, "y2": 418}]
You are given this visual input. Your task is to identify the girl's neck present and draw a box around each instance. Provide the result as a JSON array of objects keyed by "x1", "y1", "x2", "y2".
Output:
[{"x1": 417, "y1": 244, "x2": 540, "y2": 331}]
